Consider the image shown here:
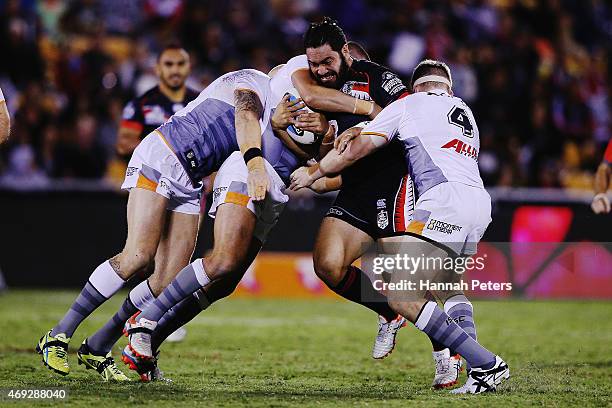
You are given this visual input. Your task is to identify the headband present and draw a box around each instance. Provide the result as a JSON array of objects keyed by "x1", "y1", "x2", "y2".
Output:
[{"x1": 413, "y1": 75, "x2": 451, "y2": 88}]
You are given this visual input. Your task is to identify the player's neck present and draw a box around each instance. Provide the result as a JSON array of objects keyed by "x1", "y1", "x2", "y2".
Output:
[{"x1": 159, "y1": 83, "x2": 186, "y2": 102}]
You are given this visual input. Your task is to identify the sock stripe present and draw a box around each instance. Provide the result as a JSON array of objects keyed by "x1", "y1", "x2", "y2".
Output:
[
  {"x1": 85, "y1": 280, "x2": 107, "y2": 299},
  {"x1": 70, "y1": 303, "x2": 90, "y2": 317},
  {"x1": 448, "y1": 331, "x2": 469, "y2": 352},
  {"x1": 449, "y1": 306, "x2": 472, "y2": 316}
]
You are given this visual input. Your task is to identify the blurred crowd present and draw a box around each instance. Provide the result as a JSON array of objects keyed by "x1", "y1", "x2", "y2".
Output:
[{"x1": 0, "y1": 0, "x2": 610, "y2": 189}]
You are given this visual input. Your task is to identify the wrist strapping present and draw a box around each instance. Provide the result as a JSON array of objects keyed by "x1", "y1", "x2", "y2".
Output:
[{"x1": 243, "y1": 147, "x2": 263, "y2": 164}]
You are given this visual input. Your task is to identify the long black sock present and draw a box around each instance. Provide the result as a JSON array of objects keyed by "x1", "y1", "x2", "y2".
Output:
[{"x1": 330, "y1": 266, "x2": 397, "y2": 321}]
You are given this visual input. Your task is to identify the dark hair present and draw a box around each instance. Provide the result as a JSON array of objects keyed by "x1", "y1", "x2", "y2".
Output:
[
  {"x1": 410, "y1": 59, "x2": 452, "y2": 90},
  {"x1": 347, "y1": 41, "x2": 370, "y2": 61},
  {"x1": 303, "y1": 17, "x2": 347, "y2": 54},
  {"x1": 157, "y1": 43, "x2": 187, "y2": 61}
]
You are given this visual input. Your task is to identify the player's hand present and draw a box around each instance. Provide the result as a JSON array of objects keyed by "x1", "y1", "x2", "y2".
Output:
[
  {"x1": 591, "y1": 193, "x2": 611, "y2": 214},
  {"x1": 289, "y1": 166, "x2": 315, "y2": 191},
  {"x1": 247, "y1": 157, "x2": 270, "y2": 201},
  {"x1": 271, "y1": 95, "x2": 305, "y2": 130},
  {"x1": 334, "y1": 127, "x2": 362, "y2": 153},
  {"x1": 294, "y1": 112, "x2": 329, "y2": 135}
]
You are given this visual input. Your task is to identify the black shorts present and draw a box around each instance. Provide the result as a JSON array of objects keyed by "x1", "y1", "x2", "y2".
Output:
[{"x1": 325, "y1": 174, "x2": 415, "y2": 240}]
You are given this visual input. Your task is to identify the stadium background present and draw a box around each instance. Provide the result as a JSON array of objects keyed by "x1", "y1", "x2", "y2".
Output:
[{"x1": 0, "y1": 0, "x2": 611, "y2": 298}]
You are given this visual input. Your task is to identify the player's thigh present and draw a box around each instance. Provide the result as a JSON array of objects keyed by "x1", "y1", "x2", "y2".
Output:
[
  {"x1": 204, "y1": 203, "x2": 257, "y2": 279},
  {"x1": 149, "y1": 210, "x2": 200, "y2": 295},
  {"x1": 119, "y1": 187, "x2": 168, "y2": 276},
  {"x1": 313, "y1": 217, "x2": 373, "y2": 285}
]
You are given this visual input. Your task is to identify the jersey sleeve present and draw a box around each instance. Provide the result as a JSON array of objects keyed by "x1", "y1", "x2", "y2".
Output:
[
  {"x1": 0, "y1": 87, "x2": 4, "y2": 102},
  {"x1": 350, "y1": 60, "x2": 408, "y2": 107},
  {"x1": 285, "y1": 55, "x2": 309, "y2": 79},
  {"x1": 120, "y1": 99, "x2": 144, "y2": 132},
  {"x1": 604, "y1": 138, "x2": 612, "y2": 165},
  {"x1": 360, "y1": 98, "x2": 405, "y2": 142}
]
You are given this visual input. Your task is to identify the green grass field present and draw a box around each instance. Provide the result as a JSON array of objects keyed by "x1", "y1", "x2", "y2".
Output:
[{"x1": 0, "y1": 290, "x2": 610, "y2": 407}]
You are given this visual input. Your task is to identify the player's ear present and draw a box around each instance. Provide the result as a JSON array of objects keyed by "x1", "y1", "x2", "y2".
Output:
[
  {"x1": 341, "y1": 43, "x2": 351, "y2": 60},
  {"x1": 154, "y1": 63, "x2": 161, "y2": 78}
]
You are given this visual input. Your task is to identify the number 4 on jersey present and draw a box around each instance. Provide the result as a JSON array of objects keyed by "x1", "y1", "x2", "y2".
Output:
[{"x1": 447, "y1": 106, "x2": 474, "y2": 138}]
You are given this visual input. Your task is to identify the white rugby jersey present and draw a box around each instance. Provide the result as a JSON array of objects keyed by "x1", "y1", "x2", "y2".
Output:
[
  {"x1": 175, "y1": 69, "x2": 271, "y2": 118},
  {"x1": 361, "y1": 90, "x2": 484, "y2": 196},
  {"x1": 0, "y1": 87, "x2": 4, "y2": 101},
  {"x1": 268, "y1": 55, "x2": 308, "y2": 109}
]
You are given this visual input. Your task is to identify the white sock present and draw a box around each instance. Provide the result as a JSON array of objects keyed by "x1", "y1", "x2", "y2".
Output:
[
  {"x1": 191, "y1": 258, "x2": 211, "y2": 287},
  {"x1": 129, "y1": 280, "x2": 156, "y2": 310},
  {"x1": 89, "y1": 260, "x2": 125, "y2": 298}
]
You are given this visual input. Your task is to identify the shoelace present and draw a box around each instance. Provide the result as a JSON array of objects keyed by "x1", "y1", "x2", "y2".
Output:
[{"x1": 54, "y1": 346, "x2": 67, "y2": 360}]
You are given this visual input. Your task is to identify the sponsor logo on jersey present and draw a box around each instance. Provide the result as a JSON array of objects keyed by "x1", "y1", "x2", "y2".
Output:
[
  {"x1": 185, "y1": 149, "x2": 198, "y2": 169},
  {"x1": 377, "y1": 210, "x2": 389, "y2": 229},
  {"x1": 441, "y1": 138, "x2": 479, "y2": 161},
  {"x1": 381, "y1": 71, "x2": 405, "y2": 96},
  {"x1": 426, "y1": 218, "x2": 462, "y2": 234},
  {"x1": 376, "y1": 199, "x2": 387, "y2": 209},
  {"x1": 341, "y1": 81, "x2": 371, "y2": 101},
  {"x1": 126, "y1": 166, "x2": 138, "y2": 177}
]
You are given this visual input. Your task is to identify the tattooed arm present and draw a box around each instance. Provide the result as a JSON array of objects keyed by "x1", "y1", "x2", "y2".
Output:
[{"x1": 234, "y1": 88, "x2": 269, "y2": 201}]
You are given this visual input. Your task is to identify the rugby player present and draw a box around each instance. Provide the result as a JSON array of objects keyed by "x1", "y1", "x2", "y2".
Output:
[
  {"x1": 0, "y1": 87, "x2": 9, "y2": 144},
  {"x1": 286, "y1": 19, "x2": 472, "y2": 388},
  {"x1": 36, "y1": 68, "x2": 274, "y2": 381},
  {"x1": 591, "y1": 138, "x2": 612, "y2": 214},
  {"x1": 290, "y1": 59, "x2": 509, "y2": 394},
  {"x1": 83, "y1": 45, "x2": 199, "y2": 357},
  {"x1": 116, "y1": 44, "x2": 199, "y2": 158}
]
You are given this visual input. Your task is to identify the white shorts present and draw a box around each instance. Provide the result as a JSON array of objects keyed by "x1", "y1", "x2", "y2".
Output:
[
  {"x1": 209, "y1": 151, "x2": 289, "y2": 243},
  {"x1": 405, "y1": 182, "x2": 491, "y2": 255},
  {"x1": 121, "y1": 131, "x2": 201, "y2": 215}
]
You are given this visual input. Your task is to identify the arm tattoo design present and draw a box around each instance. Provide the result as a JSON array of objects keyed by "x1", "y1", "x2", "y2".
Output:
[{"x1": 234, "y1": 89, "x2": 263, "y2": 118}]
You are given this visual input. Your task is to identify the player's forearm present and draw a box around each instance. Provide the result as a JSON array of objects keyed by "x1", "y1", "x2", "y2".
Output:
[
  {"x1": 292, "y1": 71, "x2": 374, "y2": 115},
  {"x1": 0, "y1": 102, "x2": 10, "y2": 144},
  {"x1": 234, "y1": 89, "x2": 265, "y2": 157},
  {"x1": 594, "y1": 163, "x2": 611, "y2": 194}
]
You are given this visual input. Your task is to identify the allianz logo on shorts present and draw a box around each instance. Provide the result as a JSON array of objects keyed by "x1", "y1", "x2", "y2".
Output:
[
  {"x1": 426, "y1": 218, "x2": 462, "y2": 234},
  {"x1": 159, "y1": 180, "x2": 174, "y2": 197},
  {"x1": 213, "y1": 186, "x2": 227, "y2": 200}
]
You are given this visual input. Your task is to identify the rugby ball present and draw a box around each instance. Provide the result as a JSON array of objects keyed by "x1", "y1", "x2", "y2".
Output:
[{"x1": 285, "y1": 88, "x2": 318, "y2": 145}]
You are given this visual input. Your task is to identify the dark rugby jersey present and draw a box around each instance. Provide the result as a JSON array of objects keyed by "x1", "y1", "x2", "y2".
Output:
[
  {"x1": 121, "y1": 85, "x2": 200, "y2": 139},
  {"x1": 327, "y1": 60, "x2": 409, "y2": 188}
]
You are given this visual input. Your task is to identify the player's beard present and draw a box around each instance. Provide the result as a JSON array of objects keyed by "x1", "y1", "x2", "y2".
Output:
[
  {"x1": 162, "y1": 74, "x2": 186, "y2": 91},
  {"x1": 315, "y1": 57, "x2": 349, "y2": 89}
]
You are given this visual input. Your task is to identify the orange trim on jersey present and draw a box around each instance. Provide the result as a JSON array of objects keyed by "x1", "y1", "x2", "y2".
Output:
[
  {"x1": 225, "y1": 191, "x2": 250, "y2": 207},
  {"x1": 120, "y1": 120, "x2": 144, "y2": 132},
  {"x1": 406, "y1": 220, "x2": 425, "y2": 235},
  {"x1": 136, "y1": 174, "x2": 158, "y2": 191},
  {"x1": 155, "y1": 130, "x2": 176, "y2": 154},
  {"x1": 604, "y1": 139, "x2": 612, "y2": 164},
  {"x1": 361, "y1": 131, "x2": 389, "y2": 140}
]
